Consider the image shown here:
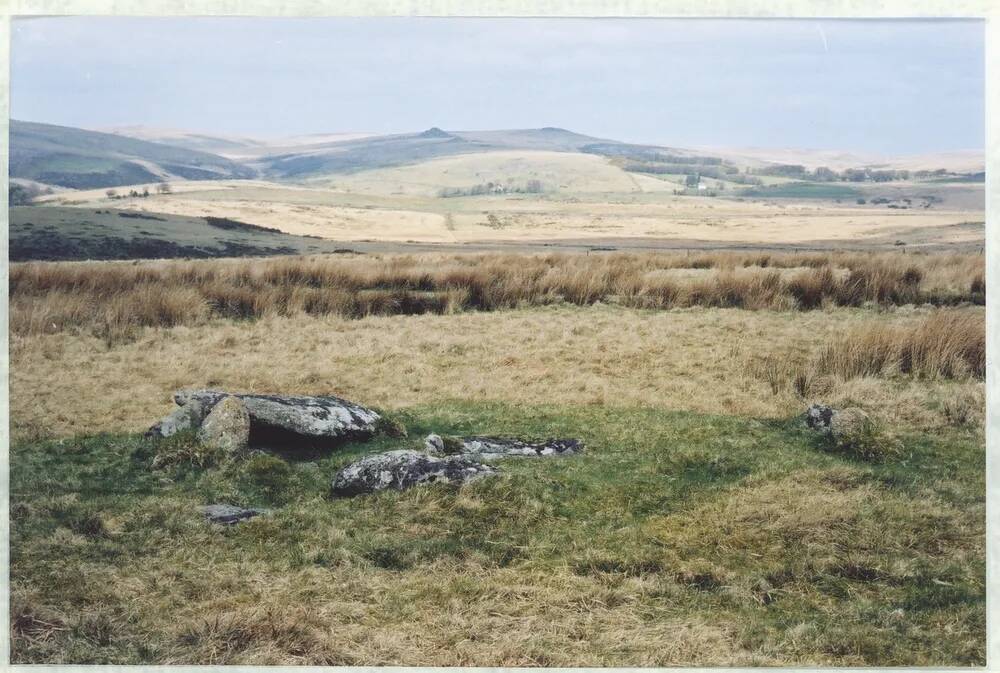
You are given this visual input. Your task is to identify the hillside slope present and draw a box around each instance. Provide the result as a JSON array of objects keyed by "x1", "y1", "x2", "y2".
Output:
[
  {"x1": 257, "y1": 127, "x2": 698, "y2": 179},
  {"x1": 9, "y1": 206, "x2": 357, "y2": 261},
  {"x1": 10, "y1": 120, "x2": 257, "y2": 189}
]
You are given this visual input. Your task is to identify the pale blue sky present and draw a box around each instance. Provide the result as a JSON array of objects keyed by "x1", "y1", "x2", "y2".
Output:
[{"x1": 11, "y1": 17, "x2": 984, "y2": 154}]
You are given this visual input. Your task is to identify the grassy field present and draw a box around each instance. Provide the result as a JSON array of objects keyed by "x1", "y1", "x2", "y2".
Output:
[{"x1": 8, "y1": 250, "x2": 985, "y2": 665}]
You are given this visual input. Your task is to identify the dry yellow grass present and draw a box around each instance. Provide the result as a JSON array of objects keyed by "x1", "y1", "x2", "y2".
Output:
[
  {"x1": 38, "y1": 177, "x2": 983, "y2": 246},
  {"x1": 9, "y1": 251, "x2": 985, "y2": 345},
  {"x1": 10, "y1": 302, "x2": 983, "y2": 441}
]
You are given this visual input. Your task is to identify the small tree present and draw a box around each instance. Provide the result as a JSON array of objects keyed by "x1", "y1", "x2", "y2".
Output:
[
  {"x1": 155, "y1": 182, "x2": 171, "y2": 194},
  {"x1": 685, "y1": 173, "x2": 700, "y2": 188},
  {"x1": 105, "y1": 189, "x2": 118, "y2": 199},
  {"x1": 142, "y1": 187, "x2": 150, "y2": 197}
]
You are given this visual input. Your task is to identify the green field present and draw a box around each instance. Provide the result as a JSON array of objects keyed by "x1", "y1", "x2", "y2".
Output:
[
  {"x1": 738, "y1": 182, "x2": 864, "y2": 199},
  {"x1": 10, "y1": 400, "x2": 984, "y2": 665}
]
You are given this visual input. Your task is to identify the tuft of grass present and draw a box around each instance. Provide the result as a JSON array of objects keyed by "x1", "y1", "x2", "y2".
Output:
[
  {"x1": 828, "y1": 409, "x2": 904, "y2": 463},
  {"x1": 816, "y1": 310, "x2": 984, "y2": 381},
  {"x1": 151, "y1": 430, "x2": 224, "y2": 470},
  {"x1": 243, "y1": 454, "x2": 293, "y2": 503}
]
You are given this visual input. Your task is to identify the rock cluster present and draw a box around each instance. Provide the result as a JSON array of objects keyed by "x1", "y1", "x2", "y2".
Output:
[
  {"x1": 331, "y1": 434, "x2": 584, "y2": 497},
  {"x1": 147, "y1": 389, "x2": 382, "y2": 453},
  {"x1": 146, "y1": 388, "x2": 583, "y2": 505}
]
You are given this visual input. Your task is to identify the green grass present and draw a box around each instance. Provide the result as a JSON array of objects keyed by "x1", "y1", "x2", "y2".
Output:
[
  {"x1": 9, "y1": 402, "x2": 984, "y2": 665},
  {"x1": 739, "y1": 182, "x2": 863, "y2": 199}
]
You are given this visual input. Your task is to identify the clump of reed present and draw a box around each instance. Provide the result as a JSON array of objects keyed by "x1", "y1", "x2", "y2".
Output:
[
  {"x1": 815, "y1": 311, "x2": 984, "y2": 381},
  {"x1": 9, "y1": 250, "x2": 984, "y2": 342}
]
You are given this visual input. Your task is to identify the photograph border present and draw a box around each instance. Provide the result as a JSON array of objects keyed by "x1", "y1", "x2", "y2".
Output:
[{"x1": 0, "y1": 1, "x2": 995, "y2": 671}]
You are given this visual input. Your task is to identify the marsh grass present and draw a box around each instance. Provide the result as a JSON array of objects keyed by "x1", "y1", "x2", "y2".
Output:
[
  {"x1": 815, "y1": 311, "x2": 984, "y2": 380},
  {"x1": 10, "y1": 251, "x2": 984, "y2": 342},
  {"x1": 9, "y1": 402, "x2": 984, "y2": 665}
]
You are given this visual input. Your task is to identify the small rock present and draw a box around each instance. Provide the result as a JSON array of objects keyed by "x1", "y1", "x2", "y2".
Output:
[
  {"x1": 197, "y1": 396, "x2": 250, "y2": 454},
  {"x1": 331, "y1": 449, "x2": 498, "y2": 497},
  {"x1": 804, "y1": 404, "x2": 835, "y2": 433},
  {"x1": 200, "y1": 504, "x2": 267, "y2": 525},
  {"x1": 424, "y1": 434, "x2": 583, "y2": 459},
  {"x1": 146, "y1": 400, "x2": 205, "y2": 438}
]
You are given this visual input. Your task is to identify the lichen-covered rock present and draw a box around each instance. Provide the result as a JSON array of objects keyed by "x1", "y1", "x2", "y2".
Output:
[
  {"x1": 197, "y1": 396, "x2": 250, "y2": 454},
  {"x1": 330, "y1": 449, "x2": 498, "y2": 497},
  {"x1": 146, "y1": 400, "x2": 206, "y2": 438},
  {"x1": 200, "y1": 503, "x2": 267, "y2": 525},
  {"x1": 173, "y1": 389, "x2": 381, "y2": 443},
  {"x1": 424, "y1": 435, "x2": 583, "y2": 459},
  {"x1": 804, "y1": 404, "x2": 835, "y2": 433},
  {"x1": 830, "y1": 407, "x2": 872, "y2": 441}
]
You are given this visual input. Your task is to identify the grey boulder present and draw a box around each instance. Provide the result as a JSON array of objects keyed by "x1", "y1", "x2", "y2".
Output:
[
  {"x1": 331, "y1": 449, "x2": 498, "y2": 497},
  {"x1": 145, "y1": 399, "x2": 206, "y2": 438},
  {"x1": 197, "y1": 396, "x2": 251, "y2": 454},
  {"x1": 200, "y1": 504, "x2": 267, "y2": 525}
]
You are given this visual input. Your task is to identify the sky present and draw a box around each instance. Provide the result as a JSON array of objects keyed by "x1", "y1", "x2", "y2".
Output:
[{"x1": 10, "y1": 17, "x2": 985, "y2": 155}]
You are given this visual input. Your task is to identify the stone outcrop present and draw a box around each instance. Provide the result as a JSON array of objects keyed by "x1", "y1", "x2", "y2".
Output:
[
  {"x1": 199, "y1": 504, "x2": 267, "y2": 525},
  {"x1": 147, "y1": 389, "x2": 381, "y2": 446},
  {"x1": 197, "y1": 396, "x2": 251, "y2": 454},
  {"x1": 330, "y1": 449, "x2": 498, "y2": 497},
  {"x1": 424, "y1": 433, "x2": 583, "y2": 459}
]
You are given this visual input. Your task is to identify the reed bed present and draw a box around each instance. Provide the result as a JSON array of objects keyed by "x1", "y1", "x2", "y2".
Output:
[
  {"x1": 10, "y1": 250, "x2": 984, "y2": 342},
  {"x1": 815, "y1": 310, "x2": 985, "y2": 380}
]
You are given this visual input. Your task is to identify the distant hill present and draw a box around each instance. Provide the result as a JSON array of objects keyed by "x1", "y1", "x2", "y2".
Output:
[
  {"x1": 10, "y1": 120, "x2": 257, "y2": 189},
  {"x1": 255, "y1": 126, "x2": 699, "y2": 179},
  {"x1": 9, "y1": 206, "x2": 359, "y2": 261}
]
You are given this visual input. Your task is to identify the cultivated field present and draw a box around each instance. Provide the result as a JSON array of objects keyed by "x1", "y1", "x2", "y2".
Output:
[{"x1": 9, "y1": 250, "x2": 985, "y2": 666}]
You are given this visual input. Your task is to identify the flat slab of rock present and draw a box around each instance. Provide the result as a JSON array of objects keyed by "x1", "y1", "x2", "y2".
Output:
[
  {"x1": 425, "y1": 434, "x2": 583, "y2": 459},
  {"x1": 199, "y1": 504, "x2": 267, "y2": 525},
  {"x1": 148, "y1": 389, "x2": 381, "y2": 444},
  {"x1": 331, "y1": 449, "x2": 498, "y2": 498}
]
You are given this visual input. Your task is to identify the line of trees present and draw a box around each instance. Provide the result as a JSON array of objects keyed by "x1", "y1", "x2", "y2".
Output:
[
  {"x1": 439, "y1": 179, "x2": 544, "y2": 198},
  {"x1": 105, "y1": 182, "x2": 172, "y2": 200},
  {"x1": 751, "y1": 164, "x2": 954, "y2": 183}
]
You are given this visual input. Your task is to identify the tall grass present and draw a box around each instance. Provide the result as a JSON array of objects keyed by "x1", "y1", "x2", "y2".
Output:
[
  {"x1": 816, "y1": 311, "x2": 985, "y2": 380},
  {"x1": 10, "y1": 251, "x2": 984, "y2": 340}
]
